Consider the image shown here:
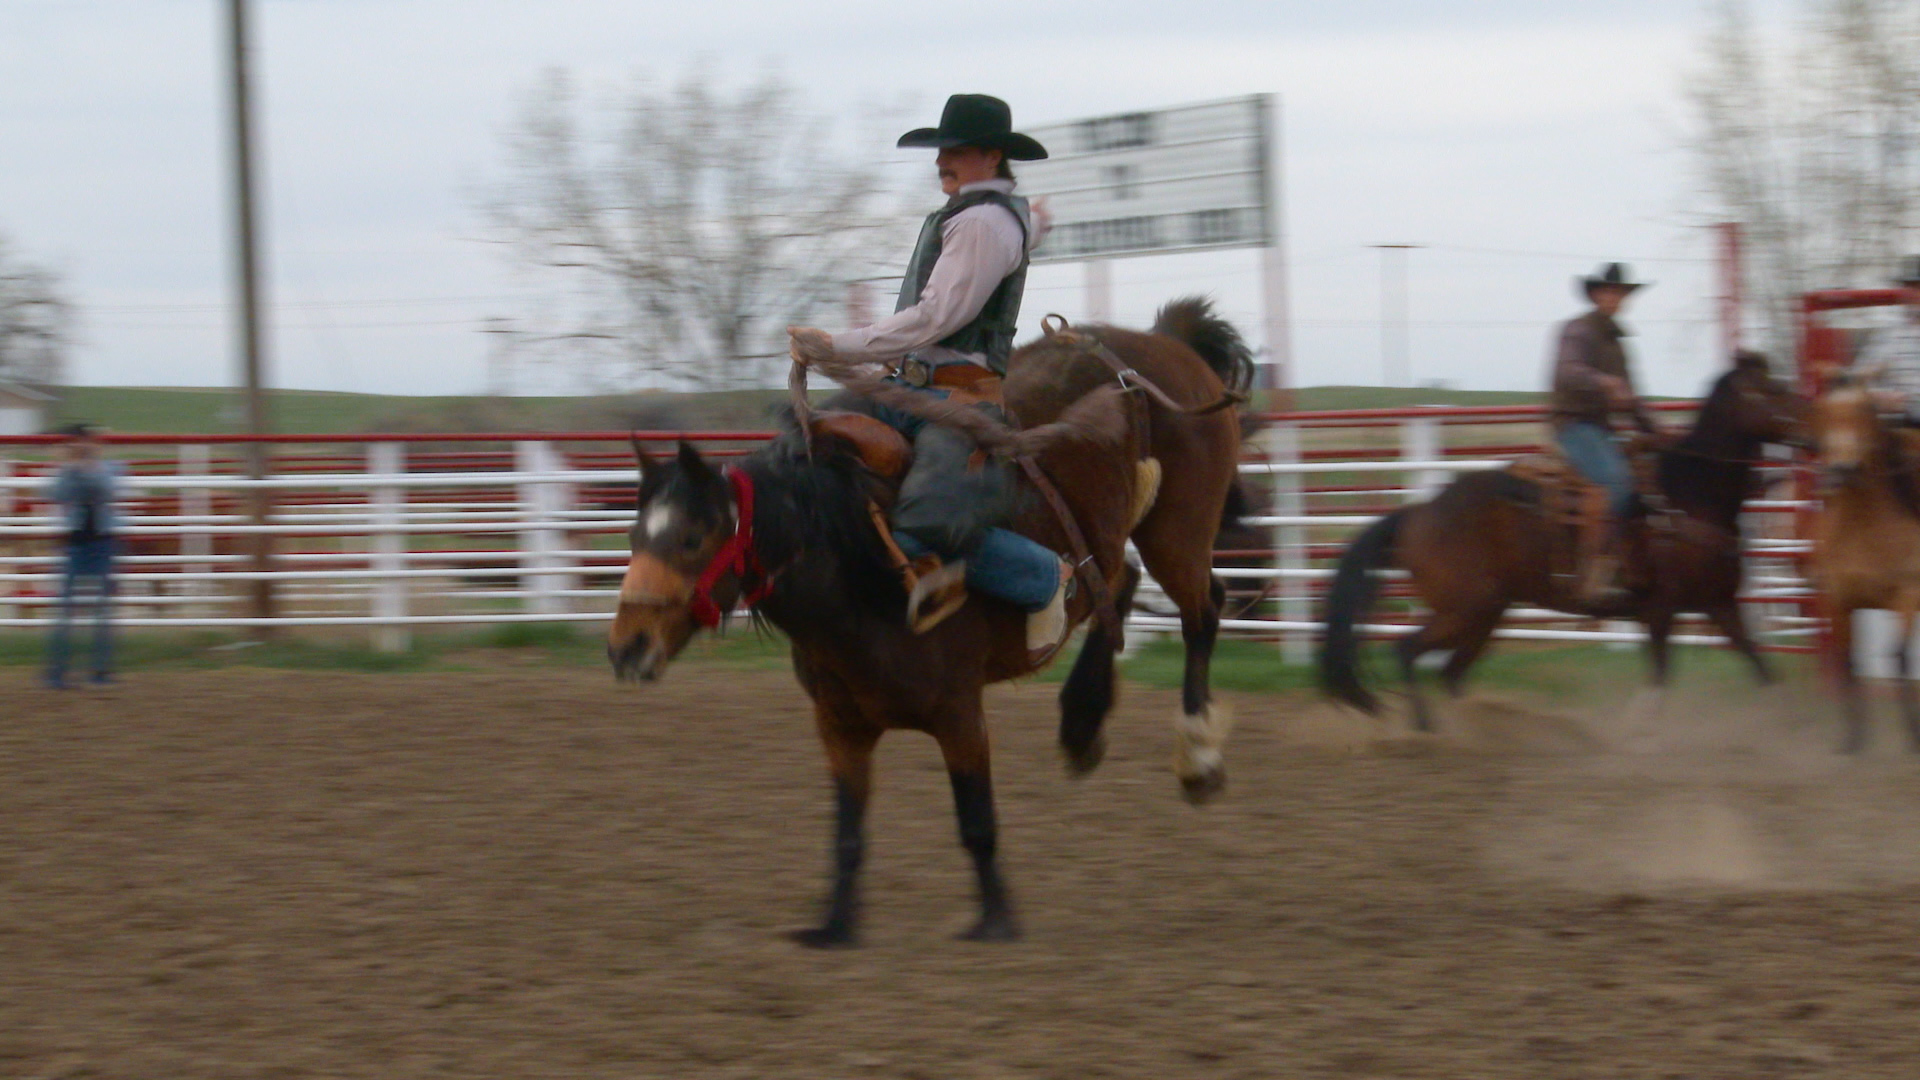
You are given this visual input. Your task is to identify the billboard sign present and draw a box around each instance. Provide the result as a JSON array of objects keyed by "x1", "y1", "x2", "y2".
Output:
[{"x1": 1017, "y1": 95, "x2": 1276, "y2": 263}]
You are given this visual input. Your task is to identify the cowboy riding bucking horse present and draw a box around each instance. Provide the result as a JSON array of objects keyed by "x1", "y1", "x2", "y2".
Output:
[{"x1": 787, "y1": 93, "x2": 1073, "y2": 655}]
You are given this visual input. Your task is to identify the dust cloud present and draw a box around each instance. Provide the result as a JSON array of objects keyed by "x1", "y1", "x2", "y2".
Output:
[{"x1": 1283, "y1": 671, "x2": 1920, "y2": 894}]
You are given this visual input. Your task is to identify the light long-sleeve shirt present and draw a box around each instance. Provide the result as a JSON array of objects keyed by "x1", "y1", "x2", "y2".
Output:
[
  {"x1": 1861, "y1": 315, "x2": 1920, "y2": 418},
  {"x1": 831, "y1": 179, "x2": 1046, "y2": 368}
]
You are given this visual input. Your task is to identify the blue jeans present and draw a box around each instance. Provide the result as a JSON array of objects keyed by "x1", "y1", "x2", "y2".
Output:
[
  {"x1": 829, "y1": 382, "x2": 1063, "y2": 613},
  {"x1": 47, "y1": 537, "x2": 115, "y2": 683},
  {"x1": 896, "y1": 529, "x2": 1062, "y2": 613},
  {"x1": 1555, "y1": 423, "x2": 1635, "y2": 517}
]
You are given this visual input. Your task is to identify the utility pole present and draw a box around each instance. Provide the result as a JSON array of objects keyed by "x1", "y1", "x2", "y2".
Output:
[
  {"x1": 1714, "y1": 222, "x2": 1743, "y2": 360},
  {"x1": 226, "y1": 0, "x2": 275, "y2": 623},
  {"x1": 1083, "y1": 259, "x2": 1113, "y2": 324},
  {"x1": 1369, "y1": 243, "x2": 1422, "y2": 387}
]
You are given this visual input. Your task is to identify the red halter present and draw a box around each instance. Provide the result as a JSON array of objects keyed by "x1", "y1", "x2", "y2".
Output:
[{"x1": 687, "y1": 467, "x2": 771, "y2": 628}]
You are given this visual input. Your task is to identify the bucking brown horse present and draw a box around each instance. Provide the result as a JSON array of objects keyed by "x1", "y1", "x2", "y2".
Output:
[
  {"x1": 606, "y1": 298, "x2": 1249, "y2": 946},
  {"x1": 1320, "y1": 351, "x2": 1806, "y2": 729}
]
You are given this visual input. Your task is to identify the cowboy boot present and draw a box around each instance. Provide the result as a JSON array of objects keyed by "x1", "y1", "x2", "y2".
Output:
[
  {"x1": 1026, "y1": 558, "x2": 1076, "y2": 658},
  {"x1": 1574, "y1": 487, "x2": 1628, "y2": 608},
  {"x1": 1577, "y1": 523, "x2": 1631, "y2": 608}
]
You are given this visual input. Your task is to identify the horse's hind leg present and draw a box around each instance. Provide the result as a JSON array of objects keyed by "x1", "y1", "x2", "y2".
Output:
[
  {"x1": 933, "y1": 702, "x2": 1018, "y2": 943},
  {"x1": 1057, "y1": 564, "x2": 1141, "y2": 775},
  {"x1": 792, "y1": 701, "x2": 881, "y2": 949},
  {"x1": 1438, "y1": 609, "x2": 1502, "y2": 699},
  {"x1": 1395, "y1": 629, "x2": 1437, "y2": 733},
  {"x1": 1400, "y1": 608, "x2": 1499, "y2": 732}
]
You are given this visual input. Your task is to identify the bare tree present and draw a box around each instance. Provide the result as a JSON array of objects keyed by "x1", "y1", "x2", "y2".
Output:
[
  {"x1": 1688, "y1": 0, "x2": 1920, "y2": 355},
  {"x1": 0, "y1": 232, "x2": 70, "y2": 387},
  {"x1": 484, "y1": 69, "x2": 906, "y2": 393}
]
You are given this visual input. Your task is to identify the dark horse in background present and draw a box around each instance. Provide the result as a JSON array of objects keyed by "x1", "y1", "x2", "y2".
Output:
[
  {"x1": 1320, "y1": 351, "x2": 1806, "y2": 729},
  {"x1": 606, "y1": 299, "x2": 1249, "y2": 946}
]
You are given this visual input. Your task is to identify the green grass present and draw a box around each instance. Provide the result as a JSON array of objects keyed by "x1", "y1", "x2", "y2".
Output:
[
  {"x1": 0, "y1": 619, "x2": 1815, "y2": 702},
  {"x1": 0, "y1": 621, "x2": 802, "y2": 676}
]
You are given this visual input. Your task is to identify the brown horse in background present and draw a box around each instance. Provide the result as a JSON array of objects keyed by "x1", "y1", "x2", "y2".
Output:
[
  {"x1": 1320, "y1": 351, "x2": 1806, "y2": 729},
  {"x1": 605, "y1": 298, "x2": 1248, "y2": 946},
  {"x1": 1807, "y1": 375, "x2": 1920, "y2": 753}
]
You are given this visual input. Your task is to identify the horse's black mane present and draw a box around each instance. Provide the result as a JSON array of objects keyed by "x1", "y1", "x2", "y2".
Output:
[
  {"x1": 1656, "y1": 365, "x2": 1766, "y2": 527},
  {"x1": 738, "y1": 428, "x2": 904, "y2": 616}
]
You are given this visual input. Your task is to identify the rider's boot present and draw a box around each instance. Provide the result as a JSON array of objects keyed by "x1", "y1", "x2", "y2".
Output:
[
  {"x1": 1025, "y1": 557, "x2": 1077, "y2": 657},
  {"x1": 896, "y1": 528, "x2": 1072, "y2": 650},
  {"x1": 1575, "y1": 490, "x2": 1630, "y2": 609}
]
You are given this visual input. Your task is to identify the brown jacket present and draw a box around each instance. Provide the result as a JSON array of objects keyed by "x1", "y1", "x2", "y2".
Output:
[{"x1": 1548, "y1": 310, "x2": 1652, "y2": 432}]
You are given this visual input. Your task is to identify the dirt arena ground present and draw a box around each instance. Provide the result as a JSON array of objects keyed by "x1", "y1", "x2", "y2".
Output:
[{"x1": 6, "y1": 656, "x2": 1920, "y2": 1078}]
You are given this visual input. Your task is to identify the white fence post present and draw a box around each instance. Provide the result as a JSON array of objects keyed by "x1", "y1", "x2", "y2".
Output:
[
  {"x1": 0, "y1": 456, "x2": 14, "y2": 620},
  {"x1": 180, "y1": 444, "x2": 212, "y2": 620},
  {"x1": 1261, "y1": 420, "x2": 1310, "y2": 665},
  {"x1": 552, "y1": 442, "x2": 578, "y2": 608},
  {"x1": 369, "y1": 441, "x2": 409, "y2": 652},
  {"x1": 517, "y1": 440, "x2": 561, "y2": 618},
  {"x1": 1402, "y1": 414, "x2": 1444, "y2": 502}
]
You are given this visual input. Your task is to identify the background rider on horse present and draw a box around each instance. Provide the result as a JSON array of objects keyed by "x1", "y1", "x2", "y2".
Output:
[
  {"x1": 1549, "y1": 262, "x2": 1659, "y2": 606},
  {"x1": 788, "y1": 94, "x2": 1072, "y2": 652},
  {"x1": 1859, "y1": 255, "x2": 1920, "y2": 427}
]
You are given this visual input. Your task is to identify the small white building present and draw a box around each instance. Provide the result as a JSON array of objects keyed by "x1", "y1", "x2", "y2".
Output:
[{"x1": 0, "y1": 381, "x2": 51, "y2": 436}]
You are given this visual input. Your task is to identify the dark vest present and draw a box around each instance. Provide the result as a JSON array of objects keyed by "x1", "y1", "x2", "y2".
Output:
[{"x1": 895, "y1": 189, "x2": 1030, "y2": 374}]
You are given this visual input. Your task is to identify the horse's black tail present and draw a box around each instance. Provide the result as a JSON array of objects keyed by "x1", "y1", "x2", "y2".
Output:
[
  {"x1": 1152, "y1": 296, "x2": 1255, "y2": 396},
  {"x1": 1319, "y1": 509, "x2": 1406, "y2": 714}
]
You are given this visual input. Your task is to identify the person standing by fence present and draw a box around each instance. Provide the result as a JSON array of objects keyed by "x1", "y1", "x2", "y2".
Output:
[{"x1": 45, "y1": 423, "x2": 120, "y2": 688}]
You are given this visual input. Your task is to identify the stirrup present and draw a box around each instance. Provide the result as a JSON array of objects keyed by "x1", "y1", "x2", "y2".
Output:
[{"x1": 906, "y1": 559, "x2": 968, "y2": 634}]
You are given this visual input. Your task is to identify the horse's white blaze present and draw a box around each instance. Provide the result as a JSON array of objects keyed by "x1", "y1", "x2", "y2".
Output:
[
  {"x1": 643, "y1": 503, "x2": 678, "y2": 540},
  {"x1": 1172, "y1": 702, "x2": 1235, "y2": 782}
]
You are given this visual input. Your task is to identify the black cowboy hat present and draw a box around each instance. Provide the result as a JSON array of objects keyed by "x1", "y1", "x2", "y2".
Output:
[
  {"x1": 1895, "y1": 255, "x2": 1920, "y2": 286},
  {"x1": 897, "y1": 94, "x2": 1048, "y2": 161},
  {"x1": 1577, "y1": 262, "x2": 1649, "y2": 298}
]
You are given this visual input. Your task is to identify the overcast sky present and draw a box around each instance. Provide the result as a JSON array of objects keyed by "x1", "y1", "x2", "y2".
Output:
[{"x1": 1, "y1": 0, "x2": 1796, "y2": 397}]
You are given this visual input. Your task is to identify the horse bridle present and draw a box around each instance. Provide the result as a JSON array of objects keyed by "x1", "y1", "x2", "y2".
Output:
[{"x1": 687, "y1": 467, "x2": 775, "y2": 628}]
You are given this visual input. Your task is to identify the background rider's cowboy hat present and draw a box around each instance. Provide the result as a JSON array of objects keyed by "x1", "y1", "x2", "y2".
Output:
[
  {"x1": 1577, "y1": 262, "x2": 1649, "y2": 298},
  {"x1": 897, "y1": 94, "x2": 1048, "y2": 161},
  {"x1": 1895, "y1": 255, "x2": 1920, "y2": 286}
]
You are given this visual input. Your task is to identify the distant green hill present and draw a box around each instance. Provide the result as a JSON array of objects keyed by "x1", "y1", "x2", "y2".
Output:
[
  {"x1": 1287, "y1": 386, "x2": 1545, "y2": 411},
  {"x1": 50, "y1": 383, "x2": 1556, "y2": 436}
]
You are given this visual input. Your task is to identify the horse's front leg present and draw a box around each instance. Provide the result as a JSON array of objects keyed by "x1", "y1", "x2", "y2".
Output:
[
  {"x1": 1704, "y1": 600, "x2": 1773, "y2": 686},
  {"x1": 1831, "y1": 604, "x2": 1870, "y2": 755},
  {"x1": 791, "y1": 701, "x2": 880, "y2": 949},
  {"x1": 933, "y1": 702, "x2": 1018, "y2": 943},
  {"x1": 1894, "y1": 602, "x2": 1920, "y2": 753}
]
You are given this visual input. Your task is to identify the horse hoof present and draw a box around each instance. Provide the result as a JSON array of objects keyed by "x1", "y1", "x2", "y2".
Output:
[
  {"x1": 787, "y1": 926, "x2": 857, "y2": 949},
  {"x1": 1180, "y1": 769, "x2": 1227, "y2": 806},
  {"x1": 958, "y1": 916, "x2": 1021, "y2": 943},
  {"x1": 1060, "y1": 733, "x2": 1107, "y2": 777}
]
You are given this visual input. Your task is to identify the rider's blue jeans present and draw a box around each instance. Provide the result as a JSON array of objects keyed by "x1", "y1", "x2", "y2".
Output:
[
  {"x1": 1555, "y1": 422, "x2": 1635, "y2": 517},
  {"x1": 830, "y1": 382, "x2": 1063, "y2": 613},
  {"x1": 46, "y1": 536, "x2": 115, "y2": 685}
]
